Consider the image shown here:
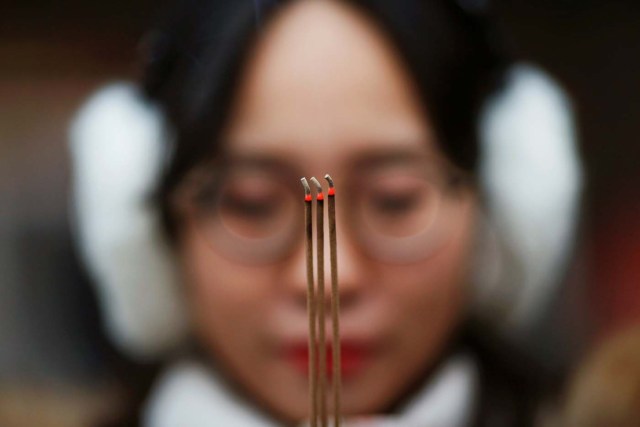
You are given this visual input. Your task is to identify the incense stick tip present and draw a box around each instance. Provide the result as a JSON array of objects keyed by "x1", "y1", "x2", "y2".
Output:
[
  {"x1": 309, "y1": 176, "x2": 322, "y2": 192},
  {"x1": 300, "y1": 177, "x2": 311, "y2": 195},
  {"x1": 324, "y1": 174, "x2": 334, "y2": 187}
]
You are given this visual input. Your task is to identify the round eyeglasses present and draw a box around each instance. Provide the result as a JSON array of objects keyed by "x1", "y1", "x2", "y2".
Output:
[{"x1": 175, "y1": 153, "x2": 473, "y2": 265}]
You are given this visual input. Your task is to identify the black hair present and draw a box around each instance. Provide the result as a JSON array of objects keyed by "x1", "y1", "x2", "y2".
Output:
[{"x1": 142, "y1": 0, "x2": 511, "y2": 237}]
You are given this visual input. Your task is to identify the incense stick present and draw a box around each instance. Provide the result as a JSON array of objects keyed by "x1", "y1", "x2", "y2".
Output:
[
  {"x1": 301, "y1": 178, "x2": 318, "y2": 427},
  {"x1": 325, "y1": 174, "x2": 341, "y2": 427},
  {"x1": 309, "y1": 177, "x2": 328, "y2": 427}
]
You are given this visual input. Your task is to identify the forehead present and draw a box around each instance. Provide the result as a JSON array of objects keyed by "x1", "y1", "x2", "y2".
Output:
[{"x1": 223, "y1": 0, "x2": 437, "y2": 174}]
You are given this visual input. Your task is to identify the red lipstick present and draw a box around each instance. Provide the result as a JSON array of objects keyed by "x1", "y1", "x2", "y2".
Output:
[{"x1": 286, "y1": 342, "x2": 371, "y2": 379}]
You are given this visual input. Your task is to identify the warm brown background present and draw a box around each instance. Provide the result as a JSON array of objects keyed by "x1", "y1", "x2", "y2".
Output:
[{"x1": 1, "y1": 0, "x2": 639, "y2": 425}]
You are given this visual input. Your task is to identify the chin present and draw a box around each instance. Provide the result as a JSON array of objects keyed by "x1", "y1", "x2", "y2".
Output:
[{"x1": 276, "y1": 368, "x2": 406, "y2": 422}]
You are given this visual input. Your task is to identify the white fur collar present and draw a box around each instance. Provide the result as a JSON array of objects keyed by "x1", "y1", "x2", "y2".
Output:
[{"x1": 143, "y1": 354, "x2": 478, "y2": 427}]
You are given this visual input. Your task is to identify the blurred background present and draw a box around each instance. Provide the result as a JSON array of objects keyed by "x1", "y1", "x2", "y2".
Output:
[{"x1": 1, "y1": 0, "x2": 639, "y2": 425}]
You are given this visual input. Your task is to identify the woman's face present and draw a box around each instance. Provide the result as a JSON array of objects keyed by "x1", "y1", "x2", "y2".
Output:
[{"x1": 177, "y1": 0, "x2": 477, "y2": 421}]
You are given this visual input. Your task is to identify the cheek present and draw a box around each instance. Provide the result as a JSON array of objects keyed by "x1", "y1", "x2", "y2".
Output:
[
  {"x1": 177, "y1": 223, "x2": 275, "y2": 355},
  {"x1": 385, "y1": 199, "x2": 476, "y2": 322},
  {"x1": 388, "y1": 234, "x2": 470, "y2": 317},
  {"x1": 177, "y1": 223, "x2": 311, "y2": 421},
  {"x1": 369, "y1": 206, "x2": 475, "y2": 397},
  {"x1": 331, "y1": 206, "x2": 475, "y2": 414},
  {"x1": 388, "y1": 242, "x2": 470, "y2": 353}
]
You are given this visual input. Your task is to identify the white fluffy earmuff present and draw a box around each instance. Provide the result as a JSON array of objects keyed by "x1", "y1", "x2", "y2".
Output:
[
  {"x1": 70, "y1": 85, "x2": 188, "y2": 359},
  {"x1": 69, "y1": 63, "x2": 582, "y2": 359},
  {"x1": 473, "y1": 64, "x2": 582, "y2": 335}
]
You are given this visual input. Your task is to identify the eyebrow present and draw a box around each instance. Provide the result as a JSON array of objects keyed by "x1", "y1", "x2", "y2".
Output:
[
  {"x1": 349, "y1": 147, "x2": 435, "y2": 170},
  {"x1": 221, "y1": 146, "x2": 434, "y2": 175},
  {"x1": 220, "y1": 153, "x2": 305, "y2": 182},
  {"x1": 223, "y1": 153, "x2": 298, "y2": 171}
]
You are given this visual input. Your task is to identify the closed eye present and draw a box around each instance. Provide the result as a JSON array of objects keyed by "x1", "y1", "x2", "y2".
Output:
[
  {"x1": 371, "y1": 193, "x2": 419, "y2": 215},
  {"x1": 220, "y1": 195, "x2": 278, "y2": 219}
]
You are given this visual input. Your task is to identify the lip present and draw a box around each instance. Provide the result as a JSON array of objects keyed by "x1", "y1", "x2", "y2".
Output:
[{"x1": 284, "y1": 341, "x2": 374, "y2": 379}]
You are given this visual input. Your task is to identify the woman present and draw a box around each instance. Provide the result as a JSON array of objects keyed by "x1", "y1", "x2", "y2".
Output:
[{"x1": 70, "y1": 0, "x2": 582, "y2": 425}]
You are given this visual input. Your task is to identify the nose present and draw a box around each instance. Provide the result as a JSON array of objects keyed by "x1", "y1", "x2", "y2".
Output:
[
  {"x1": 282, "y1": 205, "x2": 366, "y2": 313},
  {"x1": 322, "y1": 223, "x2": 364, "y2": 311}
]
